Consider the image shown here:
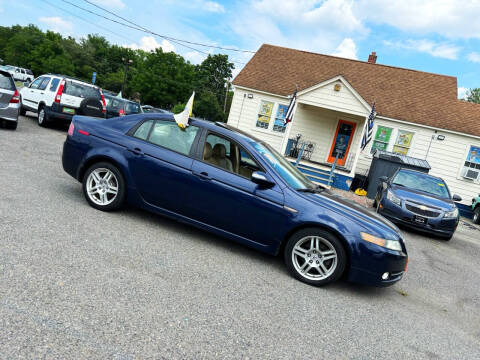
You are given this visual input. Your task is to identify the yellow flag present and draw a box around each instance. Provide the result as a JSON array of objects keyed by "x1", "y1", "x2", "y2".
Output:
[{"x1": 174, "y1": 91, "x2": 195, "y2": 129}]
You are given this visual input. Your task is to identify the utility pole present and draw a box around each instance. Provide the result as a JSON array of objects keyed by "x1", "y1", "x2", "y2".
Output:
[
  {"x1": 121, "y1": 57, "x2": 133, "y2": 96},
  {"x1": 223, "y1": 79, "x2": 230, "y2": 113}
]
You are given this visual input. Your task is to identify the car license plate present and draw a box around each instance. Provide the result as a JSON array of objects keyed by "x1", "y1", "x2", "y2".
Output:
[
  {"x1": 413, "y1": 215, "x2": 427, "y2": 224},
  {"x1": 62, "y1": 107, "x2": 75, "y2": 114}
]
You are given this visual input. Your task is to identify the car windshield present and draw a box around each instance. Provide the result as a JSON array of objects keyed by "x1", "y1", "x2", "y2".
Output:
[
  {"x1": 250, "y1": 141, "x2": 313, "y2": 190},
  {"x1": 392, "y1": 171, "x2": 450, "y2": 198}
]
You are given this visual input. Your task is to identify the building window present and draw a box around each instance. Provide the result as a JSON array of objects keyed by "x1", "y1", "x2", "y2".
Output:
[
  {"x1": 461, "y1": 145, "x2": 480, "y2": 181},
  {"x1": 370, "y1": 126, "x2": 392, "y2": 153},
  {"x1": 273, "y1": 104, "x2": 288, "y2": 132},
  {"x1": 256, "y1": 100, "x2": 273, "y2": 129},
  {"x1": 392, "y1": 130, "x2": 414, "y2": 155}
]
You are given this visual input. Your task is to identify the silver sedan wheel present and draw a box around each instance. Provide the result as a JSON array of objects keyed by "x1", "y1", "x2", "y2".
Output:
[
  {"x1": 292, "y1": 236, "x2": 338, "y2": 281},
  {"x1": 86, "y1": 168, "x2": 119, "y2": 206}
]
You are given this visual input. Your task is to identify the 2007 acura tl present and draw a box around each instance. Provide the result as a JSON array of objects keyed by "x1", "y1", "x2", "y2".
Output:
[{"x1": 62, "y1": 113, "x2": 408, "y2": 287}]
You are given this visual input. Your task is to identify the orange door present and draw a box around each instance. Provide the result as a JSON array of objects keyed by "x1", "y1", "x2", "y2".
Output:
[{"x1": 327, "y1": 120, "x2": 357, "y2": 166}]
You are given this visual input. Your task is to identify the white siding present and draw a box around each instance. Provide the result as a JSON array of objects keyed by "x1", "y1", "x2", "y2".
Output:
[
  {"x1": 357, "y1": 120, "x2": 480, "y2": 206},
  {"x1": 299, "y1": 80, "x2": 368, "y2": 116},
  {"x1": 227, "y1": 88, "x2": 287, "y2": 152}
]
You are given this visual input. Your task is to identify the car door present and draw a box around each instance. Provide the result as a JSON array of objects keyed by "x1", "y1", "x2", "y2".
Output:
[
  {"x1": 124, "y1": 118, "x2": 201, "y2": 214},
  {"x1": 186, "y1": 131, "x2": 286, "y2": 245},
  {"x1": 21, "y1": 77, "x2": 43, "y2": 109}
]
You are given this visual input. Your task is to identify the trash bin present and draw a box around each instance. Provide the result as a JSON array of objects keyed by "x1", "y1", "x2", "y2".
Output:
[{"x1": 366, "y1": 150, "x2": 431, "y2": 199}]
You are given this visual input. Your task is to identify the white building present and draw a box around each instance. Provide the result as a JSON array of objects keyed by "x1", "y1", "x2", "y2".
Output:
[{"x1": 227, "y1": 44, "x2": 480, "y2": 216}]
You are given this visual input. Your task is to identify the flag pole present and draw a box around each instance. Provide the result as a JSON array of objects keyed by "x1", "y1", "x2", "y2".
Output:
[{"x1": 280, "y1": 84, "x2": 298, "y2": 156}]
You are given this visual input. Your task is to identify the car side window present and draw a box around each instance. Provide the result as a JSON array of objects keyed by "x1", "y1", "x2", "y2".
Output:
[
  {"x1": 133, "y1": 120, "x2": 154, "y2": 140},
  {"x1": 49, "y1": 78, "x2": 60, "y2": 92},
  {"x1": 30, "y1": 77, "x2": 43, "y2": 89},
  {"x1": 148, "y1": 120, "x2": 199, "y2": 156},
  {"x1": 38, "y1": 77, "x2": 51, "y2": 91},
  {"x1": 203, "y1": 133, "x2": 261, "y2": 178}
]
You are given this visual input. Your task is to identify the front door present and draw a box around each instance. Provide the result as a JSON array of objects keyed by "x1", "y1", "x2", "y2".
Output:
[{"x1": 327, "y1": 120, "x2": 357, "y2": 167}]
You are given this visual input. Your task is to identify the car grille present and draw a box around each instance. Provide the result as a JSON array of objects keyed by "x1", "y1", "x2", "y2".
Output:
[{"x1": 405, "y1": 204, "x2": 440, "y2": 218}]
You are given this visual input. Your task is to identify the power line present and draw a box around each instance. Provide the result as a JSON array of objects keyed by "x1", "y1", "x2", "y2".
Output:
[{"x1": 82, "y1": 0, "x2": 256, "y2": 54}]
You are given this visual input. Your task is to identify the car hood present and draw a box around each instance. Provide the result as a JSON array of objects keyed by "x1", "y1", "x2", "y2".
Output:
[
  {"x1": 391, "y1": 185, "x2": 454, "y2": 210},
  {"x1": 304, "y1": 190, "x2": 401, "y2": 237}
]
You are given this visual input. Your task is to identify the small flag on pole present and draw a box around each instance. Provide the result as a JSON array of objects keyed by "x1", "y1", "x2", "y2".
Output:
[
  {"x1": 284, "y1": 89, "x2": 297, "y2": 126},
  {"x1": 174, "y1": 91, "x2": 195, "y2": 129},
  {"x1": 361, "y1": 100, "x2": 376, "y2": 151}
]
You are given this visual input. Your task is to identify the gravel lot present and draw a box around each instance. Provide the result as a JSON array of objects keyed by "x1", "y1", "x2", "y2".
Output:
[{"x1": 1, "y1": 115, "x2": 479, "y2": 359}]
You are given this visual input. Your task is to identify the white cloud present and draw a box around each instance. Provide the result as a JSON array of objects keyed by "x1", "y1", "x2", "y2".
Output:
[
  {"x1": 458, "y1": 87, "x2": 468, "y2": 100},
  {"x1": 38, "y1": 16, "x2": 73, "y2": 34},
  {"x1": 384, "y1": 39, "x2": 460, "y2": 60},
  {"x1": 184, "y1": 51, "x2": 207, "y2": 64},
  {"x1": 467, "y1": 52, "x2": 480, "y2": 63},
  {"x1": 126, "y1": 36, "x2": 175, "y2": 53},
  {"x1": 204, "y1": 1, "x2": 225, "y2": 13},
  {"x1": 357, "y1": 0, "x2": 480, "y2": 39},
  {"x1": 90, "y1": 0, "x2": 125, "y2": 9},
  {"x1": 331, "y1": 38, "x2": 357, "y2": 59}
]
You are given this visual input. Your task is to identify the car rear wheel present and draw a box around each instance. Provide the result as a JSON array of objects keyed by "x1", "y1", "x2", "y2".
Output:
[
  {"x1": 6, "y1": 121, "x2": 17, "y2": 130},
  {"x1": 82, "y1": 162, "x2": 125, "y2": 211},
  {"x1": 37, "y1": 106, "x2": 49, "y2": 127},
  {"x1": 473, "y1": 207, "x2": 480, "y2": 224},
  {"x1": 284, "y1": 228, "x2": 346, "y2": 286}
]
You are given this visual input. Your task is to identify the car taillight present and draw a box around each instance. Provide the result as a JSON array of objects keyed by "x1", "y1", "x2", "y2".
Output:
[
  {"x1": 67, "y1": 122, "x2": 74, "y2": 136},
  {"x1": 55, "y1": 79, "x2": 65, "y2": 103},
  {"x1": 100, "y1": 90, "x2": 107, "y2": 114},
  {"x1": 9, "y1": 89, "x2": 20, "y2": 104},
  {"x1": 119, "y1": 109, "x2": 125, "y2": 116}
]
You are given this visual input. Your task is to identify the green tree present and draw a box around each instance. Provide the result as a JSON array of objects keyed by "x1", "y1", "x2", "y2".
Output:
[
  {"x1": 466, "y1": 88, "x2": 480, "y2": 104},
  {"x1": 195, "y1": 54, "x2": 234, "y2": 105}
]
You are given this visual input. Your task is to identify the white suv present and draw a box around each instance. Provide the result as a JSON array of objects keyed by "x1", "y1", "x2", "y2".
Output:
[
  {"x1": 5, "y1": 66, "x2": 34, "y2": 83},
  {"x1": 20, "y1": 75, "x2": 106, "y2": 127}
]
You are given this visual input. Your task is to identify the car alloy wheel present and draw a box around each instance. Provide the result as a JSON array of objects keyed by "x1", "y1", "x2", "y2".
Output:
[
  {"x1": 285, "y1": 228, "x2": 346, "y2": 286},
  {"x1": 86, "y1": 168, "x2": 119, "y2": 206},
  {"x1": 292, "y1": 236, "x2": 338, "y2": 281},
  {"x1": 474, "y1": 208, "x2": 480, "y2": 224},
  {"x1": 38, "y1": 108, "x2": 46, "y2": 126}
]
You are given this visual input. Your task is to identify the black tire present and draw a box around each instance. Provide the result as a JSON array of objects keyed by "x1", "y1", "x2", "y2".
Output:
[
  {"x1": 6, "y1": 121, "x2": 17, "y2": 130},
  {"x1": 20, "y1": 106, "x2": 26, "y2": 116},
  {"x1": 284, "y1": 227, "x2": 347, "y2": 286},
  {"x1": 37, "y1": 106, "x2": 49, "y2": 127},
  {"x1": 82, "y1": 162, "x2": 125, "y2": 211},
  {"x1": 442, "y1": 234, "x2": 453, "y2": 241},
  {"x1": 473, "y1": 207, "x2": 480, "y2": 224}
]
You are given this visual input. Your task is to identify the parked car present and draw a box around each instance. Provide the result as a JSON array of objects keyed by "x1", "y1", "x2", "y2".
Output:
[
  {"x1": 0, "y1": 69, "x2": 20, "y2": 130},
  {"x1": 103, "y1": 94, "x2": 142, "y2": 118},
  {"x1": 20, "y1": 74, "x2": 106, "y2": 127},
  {"x1": 374, "y1": 169, "x2": 461, "y2": 240},
  {"x1": 62, "y1": 114, "x2": 408, "y2": 287},
  {"x1": 5, "y1": 65, "x2": 34, "y2": 83},
  {"x1": 142, "y1": 105, "x2": 171, "y2": 114},
  {"x1": 472, "y1": 194, "x2": 480, "y2": 224}
]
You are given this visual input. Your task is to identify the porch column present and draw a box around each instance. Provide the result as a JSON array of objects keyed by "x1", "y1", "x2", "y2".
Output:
[
  {"x1": 350, "y1": 117, "x2": 367, "y2": 177},
  {"x1": 280, "y1": 105, "x2": 298, "y2": 156}
]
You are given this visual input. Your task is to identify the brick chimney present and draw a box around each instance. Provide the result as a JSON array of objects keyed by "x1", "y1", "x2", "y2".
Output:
[{"x1": 367, "y1": 51, "x2": 377, "y2": 64}]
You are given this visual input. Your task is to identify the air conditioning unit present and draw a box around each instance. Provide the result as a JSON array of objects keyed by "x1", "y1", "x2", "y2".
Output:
[{"x1": 462, "y1": 166, "x2": 480, "y2": 180}]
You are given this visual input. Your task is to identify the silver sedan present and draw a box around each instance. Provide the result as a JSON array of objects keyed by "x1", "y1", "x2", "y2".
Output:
[{"x1": 0, "y1": 69, "x2": 20, "y2": 130}]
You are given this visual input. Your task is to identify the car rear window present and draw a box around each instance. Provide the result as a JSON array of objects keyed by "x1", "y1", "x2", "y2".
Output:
[
  {"x1": 125, "y1": 102, "x2": 141, "y2": 114},
  {"x1": 0, "y1": 72, "x2": 15, "y2": 90},
  {"x1": 63, "y1": 81, "x2": 100, "y2": 99}
]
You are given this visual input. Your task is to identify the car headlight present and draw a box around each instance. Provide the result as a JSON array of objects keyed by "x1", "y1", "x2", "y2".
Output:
[
  {"x1": 386, "y1": 190, "x2": 402, "y2": 206},
  {"x1": 361, "y1": 232, "x2": 402, "y2": 251},
  {"x1": 444, "y1": 208, "x2": 459, "y2": 219}
]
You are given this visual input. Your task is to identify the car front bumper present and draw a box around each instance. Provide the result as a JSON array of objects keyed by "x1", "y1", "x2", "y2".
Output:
[{"x1": 0, "y1": 102, "x2": 20, "y2": 122}]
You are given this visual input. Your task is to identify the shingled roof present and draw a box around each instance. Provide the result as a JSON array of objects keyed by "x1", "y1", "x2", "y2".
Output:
[{"x1": 233, "y1": 44, "x2": 480, "y2": 137}]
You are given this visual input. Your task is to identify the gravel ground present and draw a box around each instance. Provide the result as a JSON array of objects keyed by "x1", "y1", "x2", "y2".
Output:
[{"x1": 1, "y1": 115, "x2": 479, "y2": 359}]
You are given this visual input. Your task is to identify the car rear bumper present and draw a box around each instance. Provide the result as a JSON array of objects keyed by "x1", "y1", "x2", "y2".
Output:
[
  {"x1": 0, "y1": 103, "x2": 20, "y2": 122},
  {"x1": 378, "y1": 200, "x2": 458, "y2": 238},
  {"x1": 47, "y1": 103, "x2": 74, "y2": 122}
]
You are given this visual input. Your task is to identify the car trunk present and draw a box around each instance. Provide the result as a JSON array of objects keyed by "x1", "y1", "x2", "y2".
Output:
[{"x1": 61, "y1": 80, "x2": 101, "y2": 110}]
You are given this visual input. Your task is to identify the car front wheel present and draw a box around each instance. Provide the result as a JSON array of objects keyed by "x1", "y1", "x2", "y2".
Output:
[
  {"x1": 38, "y1": 107, "x2": 49, "y2": 127},
  {"x1": 284, "y1": 228, "x2": 347, "y2": 286},
  {"x1": 473, "y1": 207, "x2": 480, "y2": 224},
  {"x1": 82, "y1": 162, "x2": 125, "y2": 211}
]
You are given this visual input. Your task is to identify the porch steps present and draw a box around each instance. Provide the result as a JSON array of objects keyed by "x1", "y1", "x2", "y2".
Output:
[{"x1": 291, "y1": 161, "x2": 334, "y2": 187}]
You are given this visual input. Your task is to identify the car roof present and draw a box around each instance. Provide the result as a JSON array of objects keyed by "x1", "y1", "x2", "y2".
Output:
[
  {"x1": 396, "y1": 168, "x2": 445, "y2": 182},
  {"x1": 103, "y1": 94, "x2": 139, "y2": 104}
]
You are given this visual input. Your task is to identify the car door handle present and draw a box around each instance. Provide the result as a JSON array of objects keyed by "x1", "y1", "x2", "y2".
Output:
[
  {"x1": 193, "y1": 170, "x2": 211, "y2": 180},
  {"x1": 128, "y1": 147, "x2": 144, "y2": 156}
]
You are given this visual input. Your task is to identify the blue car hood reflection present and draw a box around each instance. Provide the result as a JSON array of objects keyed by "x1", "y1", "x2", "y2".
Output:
[{"x1": 391, "y1": 185, "x2": 455, "y2": 211}]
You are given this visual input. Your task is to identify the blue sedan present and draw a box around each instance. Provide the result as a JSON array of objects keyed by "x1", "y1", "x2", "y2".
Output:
[
  {"x1": 62, "y1": 113, "x2": 408, "y2": 287},
  {"x1": 374, "y1": 169, "x2": 461, "y2": 240}
]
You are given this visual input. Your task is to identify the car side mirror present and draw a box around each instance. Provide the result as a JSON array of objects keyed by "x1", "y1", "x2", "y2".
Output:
[
  {"x1": 452, "y1": 194, "x2": 462, "y2": 202},
  {"x1": 379, "y1": 176, "x2": 388, "y2": 183},
  {"x1": 24, "y1": 82, "x2": 30, "y2": 87},
  {"x1": 251, "y1": 171, "x2": 275, "y2": 188}
]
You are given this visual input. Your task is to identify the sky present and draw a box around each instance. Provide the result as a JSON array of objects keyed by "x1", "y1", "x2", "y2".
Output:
[{"x1": 1, "y1": 0, "x2": 480, "y2": 98}]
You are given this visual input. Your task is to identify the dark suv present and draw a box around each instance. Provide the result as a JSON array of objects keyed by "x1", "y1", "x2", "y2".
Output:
[{"x1": 104, "y1": 94, "x2": 142, "y2": 118}]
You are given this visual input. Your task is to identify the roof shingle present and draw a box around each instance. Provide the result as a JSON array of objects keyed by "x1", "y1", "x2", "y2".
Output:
[{"x1": 233, "y1": 44, "x2": 480, "y2": 137}]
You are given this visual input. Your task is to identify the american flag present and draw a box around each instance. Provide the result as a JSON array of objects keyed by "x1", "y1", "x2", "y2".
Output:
[
  {"x1": 284, "y1": 89, "x2": 297, "y2": 125},
  {"x1": 361, "y1": 100, "x2": 376, "y2": 151}
]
